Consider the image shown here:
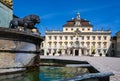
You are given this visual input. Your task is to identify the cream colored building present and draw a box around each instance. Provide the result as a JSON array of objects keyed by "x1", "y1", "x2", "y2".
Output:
[{"x1": 42, "y1": 13, "x2": 111, "y2": 56}]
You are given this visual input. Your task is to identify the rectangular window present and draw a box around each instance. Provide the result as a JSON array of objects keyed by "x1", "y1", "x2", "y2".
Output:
[
  {"x1": 54, "y1": 36, "x2": 57, "y2": 40},
  {"x1": 59, "y1": 42, "x2": 62, "y2": 47},
  {"x1": 48, "y1": 49, "x2": 51, "y2": 53},
  {"x1": 49, "y1": 42, "x2": 51, "y2": 47},
  {"x1": 86, "y1": 42, "x2": 90, "y2": 48},
  {"x1": 87, "y1": 36, "x2": 90, "y2": 40},
  {"x1": 65, "y1": 36, "x2": 68, "y2": 40},
  {"x1": 92, "y1": 36, "x2": 95, "y2": 40},
  {"x1": 70, "y1": 42, "x2": 73, "y2": 46},
  {"x1": 81, "y1": 42, "x2": 84, "y2": 46},
  {"x1": 104, "y1": 36, "x2": 107, "y2": 40},
  {"x1": 49, "y1": 36, "x2": 51, "y2": 40},
  {"x1": 82, "y1": 36, "x2": 84, "y2": 40},
  {"x1": 98, "y1": 42, "x2": 101, "y2": 48},
  {"x1": 60, "y1": 36, "x2": 62, "y2": 40},
  {"x1": 71, "y1": 36, "x2": 73, "y2": 40},
  {"x1": 103, "y1": 42, "x2": 107, "y2": 48},
  {"x1": 54, "y1": 42, "x2": 57, "y2": 47},
  {"x1": 98, "y1": 36, "x2": 101, "y2": 40}
]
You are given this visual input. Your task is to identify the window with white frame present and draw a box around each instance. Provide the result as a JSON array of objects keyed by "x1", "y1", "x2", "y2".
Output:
[
  {"x1": 54, "y1": 42, "x2": 57, "y2": 47},
  {"x1": 48, "y1": 36, "x2": 52, "y2": 40},
  {"x1": 48, "y1": 42, "x2": 52, "y2": 47},
  {"x1": 104, "y1": 36, "x2": 107, "y2": 40},
  {"x1": 65, "y1": 36, "x2": 68, "y2": 40},
  {"x1": 59, "y1": 42, "x2": 62, "y2": 47},
  {"x1": 98, "y1": 36, "x2": 101, "y2": 40},
  {"x1": 86, "y1": 42, "x2": 90, "y2": 48},
  {"x1": 92, "y1": 36, "x2": 95, "y2": 40},
  {"x1": 82, "y1": 36, "x2": 84, "y2": 40},
  {"x1": 81, "y1": 42, "x2": 84, "y2": 46},
  {"x1": 60, "y1": 36, "x2": 62, "y2": 40},
  {"x1": 87, "y1": 36, "x2": 90, "y2": 40},
  {"x1": 54, "y1": 36, "x2": 57, "y2": 40},
  {"x1": 103, "y1": 42, "x2": 107, "y2": 48},
  {"x1": 71, "y1": 36, "x2": 73, "y2": 40},
  {"x1": 97, "y1": 42, "x2": 101, "y2": 48}
]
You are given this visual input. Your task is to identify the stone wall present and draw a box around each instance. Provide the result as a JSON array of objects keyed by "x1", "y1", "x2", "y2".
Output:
[{"x1": 0, "y1": 39, "x2": 37, "y2": 72}]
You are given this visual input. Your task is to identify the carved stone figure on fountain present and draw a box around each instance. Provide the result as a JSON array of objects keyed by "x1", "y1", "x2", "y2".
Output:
[{"x1": 9, "y1": 14, "x2": 40, "y2": 31}]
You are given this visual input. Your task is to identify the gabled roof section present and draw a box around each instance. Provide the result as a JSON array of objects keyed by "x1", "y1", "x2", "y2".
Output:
[
  {"x1": 63, "y1": 18, "x2": 93, "y2": 27},
  {"x1": 63, "y1": 13, "x2": 93, "y2": 27}
]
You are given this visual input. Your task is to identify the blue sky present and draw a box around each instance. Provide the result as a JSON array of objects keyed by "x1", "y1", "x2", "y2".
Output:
[{"x1": 13, "y1": 0, "x2": 120, "y2": 36}]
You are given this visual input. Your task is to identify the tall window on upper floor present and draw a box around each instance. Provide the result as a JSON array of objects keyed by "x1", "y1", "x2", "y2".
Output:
[
  {"x1": 59, "y1": 42, "x2": 62, "y2": 47},
  {"x1": 66, "y1": 28, "x2": 68, "y2": 31},
  {"x1": 86, "y1": 42, "x2": 90, "y2": 48},
  {"x1": 104, "y1": 36, "x2": 107, "y2": 40},
  {"x1": 92, "y1": 42, "x2": 95, "y2": 47},
  {"x1": 103, "y1": 42, "x2": 107, "y2": 48},
  {"x1": 48, "y1": 36, "x2": 51, "y2": 40},
  {"x1": 82, "y1": 36, "x2": 84, "y2": 40},
  {"x1": 87, "y1": 36, "x2": 90, "y2": 40},
  {"x1": 92, "y1": 36, "x2": 95, "y2": 40},
  {"x1": 54, "y1": 42, "x2": 57, "y2": 47},
  {"x1": 71, "y1": 36, "x2": 73, "y2": 40},
  {"x1": 64, "y1": 42, "x2": 68, "y2": 47},
  {"x1": 98, "y1": 36, "x2": 101, "y2": 40},
  {"x1": 70, "y1": 42, "x2": 73, "y2": 46},
  {"x1": 97, "y1": 42, "x2": 101, "y2": 48},
  {"x1": 54, "y1": 36, "x2": 57, "y2": 40},
  {"x1": 48, "y1": 42, "x2": 52, "y2": 47},
  {"x1": 81, "y1": 42, "x2": 84, "y2": 46},
  {"x1": 60, "y1": 36, "x2": 62, "y2": 40},
  {"x1": 65, "y1": 36, "x2": 68, "y2": 40}
]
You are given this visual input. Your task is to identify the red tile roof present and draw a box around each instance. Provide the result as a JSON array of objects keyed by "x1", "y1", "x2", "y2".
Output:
[{"x1": 63, "y1": 18, "x2": 93, "y2": 27}]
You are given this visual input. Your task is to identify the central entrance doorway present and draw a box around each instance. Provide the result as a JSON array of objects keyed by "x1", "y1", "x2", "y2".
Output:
[
  {"x1": 75, "y1": 50, "x2": 79, "y2": 56},
  {"x1": 81, "y1": 49, "x2": 84, "y2": 55}
]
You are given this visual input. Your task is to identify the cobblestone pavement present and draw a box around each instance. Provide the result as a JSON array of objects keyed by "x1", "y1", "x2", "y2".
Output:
[{"x1": 41, "y1": 56, "x2": 120, "y2": 81}]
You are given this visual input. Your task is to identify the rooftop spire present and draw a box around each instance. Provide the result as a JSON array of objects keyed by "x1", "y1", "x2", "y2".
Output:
[{"x1": 76, "y1": 12, "x2": 80, "y2": 20}]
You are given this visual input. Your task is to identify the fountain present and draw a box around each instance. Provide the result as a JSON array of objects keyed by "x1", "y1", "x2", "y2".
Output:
[{"x1": 0, "y1": 0, "x2": 42, "y2": 78}]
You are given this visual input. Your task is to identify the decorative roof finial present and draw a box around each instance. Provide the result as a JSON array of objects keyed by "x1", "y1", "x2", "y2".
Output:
[{"x1": 76, "y1": 12, "x2": 80, "y2": 20}]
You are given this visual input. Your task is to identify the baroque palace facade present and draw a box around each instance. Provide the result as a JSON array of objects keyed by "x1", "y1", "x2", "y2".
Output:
[{"x1": 42, "y1": 13, "x2": 111, "y2": 56}]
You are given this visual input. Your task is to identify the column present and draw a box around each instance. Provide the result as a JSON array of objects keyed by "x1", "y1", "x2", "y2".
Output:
[
  {"x1": 79, "y1": 49, "x2": 82, "y2": 56},
  {"x1": 89, "y1": 49, "x2": 92, "y2": 56},
  {"x1": 73, "y1": 49, "x2": 75, "y2": 56}
]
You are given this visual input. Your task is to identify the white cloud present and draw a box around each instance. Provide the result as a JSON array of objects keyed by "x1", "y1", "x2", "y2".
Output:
[{"x1": 72, "y1": 5, "x2": 112, "y2": 13}]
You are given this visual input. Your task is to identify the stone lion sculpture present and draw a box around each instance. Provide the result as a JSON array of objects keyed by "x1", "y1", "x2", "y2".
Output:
[{"x1": 9, "y1": 14, "x2": 40, "y2": 31}]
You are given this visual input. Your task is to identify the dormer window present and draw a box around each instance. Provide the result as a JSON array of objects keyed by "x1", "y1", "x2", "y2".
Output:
[
  {"x1": 66, "y1": 28, "x2": 68, "y2": 31},
  {"x1": 88, "y1": 28, "x2": 90, "y2": 31},
  {"x1": 71, "y1": 28, "x2": 73, "y2": 31},
  {"x1": 82, "y1": 28, "x2": 84, "y2": 31}
]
